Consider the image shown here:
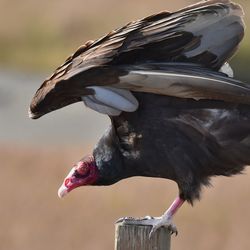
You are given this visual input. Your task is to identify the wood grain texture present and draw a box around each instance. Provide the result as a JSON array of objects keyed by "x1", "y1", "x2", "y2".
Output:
[{"x1": 115, "y1": 222, "x2": 171, "y2": 250}]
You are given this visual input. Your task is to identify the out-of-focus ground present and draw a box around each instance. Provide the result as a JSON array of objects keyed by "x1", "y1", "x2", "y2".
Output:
[{"x1": 1, "y1": 0, "x2": 250, "y2": 249}]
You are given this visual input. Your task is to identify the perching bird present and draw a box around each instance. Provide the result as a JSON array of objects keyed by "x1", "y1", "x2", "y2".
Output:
[{"x1": 29, "y1": 0, "x2": 250, "y2": 234}]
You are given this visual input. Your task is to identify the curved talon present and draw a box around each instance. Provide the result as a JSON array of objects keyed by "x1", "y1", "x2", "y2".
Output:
[
  {"x1": 116, "y1": 217, "x2": 124, "y2": 223},
  {"x1": 149, "y1": 228, "x2": 156, "y2": 239},
  {"x1": 144, "y1": 215, "x2": 154, "y2": 220},
  {"x1": 168, "y1": 225, "x2": 178, "y2": 236},
  {"x1": 149, "y1": 218, "x2": 178, "y2": 238},
  {"x1": 116, "y1": 216, "x2": 134, "y2": 223},
  {"x1": 149, "y1": 222, "x2": 163, "y2": 238}
]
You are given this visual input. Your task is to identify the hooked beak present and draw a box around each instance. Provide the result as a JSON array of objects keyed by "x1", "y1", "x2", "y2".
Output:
[
  {"x1": 58, "y1": 184, "x2": 69, "y2": 198},
  {"x1": 57, "y1": 167, "x2": 76, "y2": 198}
]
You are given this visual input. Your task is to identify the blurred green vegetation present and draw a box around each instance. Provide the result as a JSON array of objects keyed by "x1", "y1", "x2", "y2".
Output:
[
  {"x1": 0, "y1": 0, "x2": 249, "y2": 81},
  {"x1": 231, "y1": 35, "x2": 250, "y2": 82}
]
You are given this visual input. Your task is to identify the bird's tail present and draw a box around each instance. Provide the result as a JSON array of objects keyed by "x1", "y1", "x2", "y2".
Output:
[{"x1": 213, "y1": 110, "x2": 250, "y2": 171}]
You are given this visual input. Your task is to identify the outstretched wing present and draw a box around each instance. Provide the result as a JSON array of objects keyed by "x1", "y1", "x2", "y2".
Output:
[{"x1": 29, "y1": 0, "x2": 244, "y2": 118}]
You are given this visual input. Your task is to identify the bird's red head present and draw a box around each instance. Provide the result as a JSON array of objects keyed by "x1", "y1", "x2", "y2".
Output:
[{"x1": 58, "y1": 155, "x2": 99, "y2": 198}]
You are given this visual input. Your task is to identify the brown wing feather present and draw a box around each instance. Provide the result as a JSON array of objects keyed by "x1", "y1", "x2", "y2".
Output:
[{"x1": 29, "y1": 0, "x2": 244, "y2": 119}]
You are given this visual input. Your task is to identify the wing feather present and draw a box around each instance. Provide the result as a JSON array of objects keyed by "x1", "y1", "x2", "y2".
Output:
[{"x1": 29, "y1": 0, "x2": 245, "y2": 118}]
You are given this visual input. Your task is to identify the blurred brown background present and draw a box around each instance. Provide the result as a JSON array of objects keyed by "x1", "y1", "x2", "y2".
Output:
[{"x1": 1, "y1": 1, "x2": 250, "y2": 250}]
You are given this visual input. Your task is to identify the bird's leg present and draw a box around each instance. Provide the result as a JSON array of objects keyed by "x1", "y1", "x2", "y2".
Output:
[
  {"x1": 149, "y1": 196, "x2": 185, "y2": 236},
  {"x1": 116, "y1": 196, "x2": 185, "y2": 237}
]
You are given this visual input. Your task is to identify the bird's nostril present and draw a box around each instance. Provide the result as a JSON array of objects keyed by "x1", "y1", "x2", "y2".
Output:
[{"x1": 64, "y1": 178, "x2": 71, "y2": 187}]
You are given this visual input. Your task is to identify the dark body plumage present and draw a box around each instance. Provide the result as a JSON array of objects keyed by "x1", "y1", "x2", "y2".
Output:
[{"x1": 94, "y1": 92, "x2": 250, "y2": 203}]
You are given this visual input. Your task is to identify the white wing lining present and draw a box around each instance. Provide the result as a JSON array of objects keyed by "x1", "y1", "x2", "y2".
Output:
[{"x1": 82, "y1": 86, "x2": 139, "y2": 116}]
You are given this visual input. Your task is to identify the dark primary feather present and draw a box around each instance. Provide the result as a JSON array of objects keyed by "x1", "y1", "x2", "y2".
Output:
[
  {"x1": 29, "y1": 0, "x2": 245, "y2": 119},
  {"x1": 93, "y1": 92, "x2": 250, "y2": 203}
]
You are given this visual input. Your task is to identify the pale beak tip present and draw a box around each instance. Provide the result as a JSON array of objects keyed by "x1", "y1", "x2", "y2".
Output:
[{"x1": 58, "y1": 184, "x2": 68, "y2": 198}]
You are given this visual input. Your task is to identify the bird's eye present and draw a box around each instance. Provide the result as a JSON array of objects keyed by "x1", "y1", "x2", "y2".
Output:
[{"x1": 73, "y1": 170, "x2": 83, "y2": 178}]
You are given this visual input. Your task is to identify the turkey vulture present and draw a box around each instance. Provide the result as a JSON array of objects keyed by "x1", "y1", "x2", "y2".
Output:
[{"x1": 29, "y1": 0, "x2": 249, "y2": 235}]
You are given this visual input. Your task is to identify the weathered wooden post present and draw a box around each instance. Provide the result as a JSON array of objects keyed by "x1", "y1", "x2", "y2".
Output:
[{"x1": 115, "y1": 221, "x2": 171, "y2": 250}]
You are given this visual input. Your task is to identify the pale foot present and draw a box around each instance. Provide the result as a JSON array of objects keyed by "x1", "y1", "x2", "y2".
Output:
[{"x1": 149, "y1": 215, "x2": 178, "y2": 237}]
